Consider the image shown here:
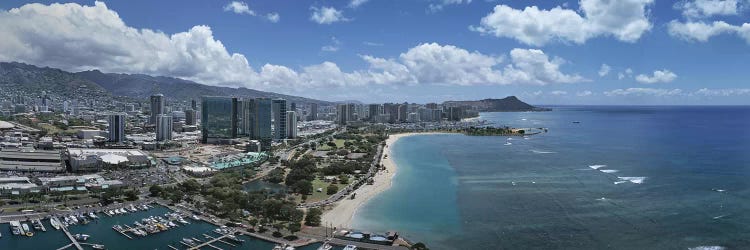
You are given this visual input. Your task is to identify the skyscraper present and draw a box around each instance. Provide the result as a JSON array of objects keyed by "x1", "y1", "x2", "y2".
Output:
[
  {"x1": 185, "y1": 109, "x2": 197, "y2": 125},
  {"x1": 397, "y1": 104, "x2": 408, "y2": 122},
  {"x1": 272, "y1": 99, "x2": 287, "y2": 140},
  {"x1": 156, "y1": 114, "x2": 173, "y2": 141},
  {"x1": 201, "y1": 96, "x2": 238, "y2": 144},
  {"x1": 108, "y1": 113, "x2": 126, "y2": 143},
  {"x1": 337, "y1": 104, "x2": 349, "y2": 125},
  {"x1": 368, "y1": 104, "x2": 381, "y2": 122},
  {"x1": 150, "y1": 94, "x2": 165, "y2": 125},
  {"x1": 191, "y1": 99, "x2": 197, "y2": 111},
  {"x1": 286, "y1": 110, "x2": 297, "y2": 139},
  {"x1": 309, "y1": 103, "x2": 318, "y2": 121},
  {"x1": 253, "y1": 98, "x2": 273, "y2": 150},
  {"x1": 238, "y1": 99, "x2": 254, "y2": 136}
]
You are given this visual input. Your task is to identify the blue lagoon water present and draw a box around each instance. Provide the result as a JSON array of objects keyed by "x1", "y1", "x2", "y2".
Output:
[{"x1": 353, "y1": 106, "x2": 750, "y2": 249}]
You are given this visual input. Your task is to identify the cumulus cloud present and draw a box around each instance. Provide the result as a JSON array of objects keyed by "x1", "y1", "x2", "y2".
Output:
[
  {"x1": 0, "y1": 2, "x2": 587, "y2": 93},
  {"x1": 310, "y1": 6, "x2": 349, "y2": 24},
  {"x1": 224, "y1": 1, "x2": 255, "y2": 15},
  {"x1": 598, "y1": 64, "x2": 611, "y2": 77},
  {"x1": 675, "y1": 0, "x2": 739, "y2": 18},
  {"x1": 550, "y1": 90, "x2": 568, "y2": 96},
  {"x1": 576, "y1": 90, "x2": 594, "y2": 96},
  {"x1": 668, "y1": 0, "x2": 750, "y2": 43},
  {"x1": 604, "y1": 88, "x2": 683, "y2": 97},
  {"x1": 618, "y1": 68, "x2": 634, "y2": 79},
  {"x1": 428, "y1": 0, "x2": 472, "y2": 12},
  {"x1": 635, "y1": 70, "x2": 678, "y2": 84},
  {"x1": 470, "y1": 0, "x2": 654, "y2": 46},
  {"x1": 668, "y1": 20, "x2": 750, "y2": 43}
]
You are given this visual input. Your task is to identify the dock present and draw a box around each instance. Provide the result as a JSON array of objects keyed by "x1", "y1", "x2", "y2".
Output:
[
  {"x1": 60, "y1": 224, "x2": 84, "y2": 250},
  {"x1": 187, "y1": 232, "x2": 237, "y2": 250}
]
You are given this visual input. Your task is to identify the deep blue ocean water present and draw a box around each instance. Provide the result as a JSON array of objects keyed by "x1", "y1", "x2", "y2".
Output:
[{"x1": 353, "y1": 106, "x2": 750, "y2": 250}]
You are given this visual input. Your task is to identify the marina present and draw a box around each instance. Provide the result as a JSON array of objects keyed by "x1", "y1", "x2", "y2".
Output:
[{"x1": 0, "y1": 203, "x2": 335, "y2": 250}]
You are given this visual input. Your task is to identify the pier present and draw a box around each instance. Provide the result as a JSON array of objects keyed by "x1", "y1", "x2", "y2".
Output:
[
  {"x1": 60, "y1": 224, "x2": 84, "y2": 250},
  {"x1": 187, "y1": 232, "x2": 237, "y2": 250}
]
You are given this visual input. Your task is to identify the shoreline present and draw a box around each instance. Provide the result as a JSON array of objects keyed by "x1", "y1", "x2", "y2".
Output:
[{"x1": 321, "y1": 132, "x2": 451, "y2": 229}]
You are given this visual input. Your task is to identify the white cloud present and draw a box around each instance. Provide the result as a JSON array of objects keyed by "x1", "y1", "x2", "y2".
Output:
[
  {"x1": 550, "y1": 90, "x2": 568, "y2": 96},
  {"x1": 363, "y1": 41, "x2": 384, "y2": 46},
  {"x1": 598, "y1": 64, "x2": 611, "y2": 77},
  {"x1": 321, "y1": 37, "x2": 341, "y2": 52},
  {"x1": 224, "y1": 1, "x2": 255, "y2": 16},
  {"x1": 668, "y1": 20, "x2": 750, "y2": 43},
  {"x1": 349, "y1": 0, "x2": 370, "y2": 8},
  {"x1": 470, "y1": 0, "x2": 654, "y2": 46},
  {"x1": 604, "y1": 88, "x2": 684, "y2": 97},
  {"x1": 266, "y1": 12, "x2": 280, "y2": 23},
  {"x1": 310, "y1": 6, "x2": 349, "y2": 24},
  {"x1": 576, "y1": 90, "x2": 594, "y2": 96},
  {"x1": 0, "y1": 2, "x2": 588, "y2": 93},
  {"x1": 428, "y1": 0, "x2": 472, "y2": 12},
  {"x1": 693, "y1": 88, "x2": 750, "y2": 96},
  {"x1": 635, "y1": 70, "x2": 678, "y2": 84},
  {"x1": 675, "y1": 0, "x2": 738, "y2": 18},
  {"x1": 618, "y1": 68, "x2": 634, "y2": 79}
]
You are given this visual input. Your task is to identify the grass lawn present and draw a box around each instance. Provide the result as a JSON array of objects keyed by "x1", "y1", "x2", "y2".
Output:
[
  {"x1": 318, "y1": 139, "x2": 347, "y2": 151},
  {"x1": 296, "y1": 178, "x2": 348, "y2": 203},
  {"x1": 38, "y1": 123, "x2": 62, "y2": 135}
]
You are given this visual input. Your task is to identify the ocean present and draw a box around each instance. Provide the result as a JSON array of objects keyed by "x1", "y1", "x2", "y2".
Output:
[{"x1": 352, "y1": 106, "x2": 750, "y2": 250}]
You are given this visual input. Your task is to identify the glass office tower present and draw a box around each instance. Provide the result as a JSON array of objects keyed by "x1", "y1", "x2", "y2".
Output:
[{"x1": 201, "y1": 96, "x2": 238, "y2": 143}]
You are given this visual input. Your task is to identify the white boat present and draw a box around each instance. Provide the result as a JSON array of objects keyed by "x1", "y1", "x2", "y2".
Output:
[
  {"x1": 343, "y1": 245, "x2": 357, "y2": 250},
  {"x1": 50, "y1": 217, "x2": 61, "y2": 230},
  {"x1": 317, "y1": 240, "x2": 333, "y2": 250},
  {"x1": 74, "y1": 234, "x2": 90, "y2": 241},
  {"x1": 89, "y1": 212, "x2": 98, "y2": 219},
  {"x1": 10, "y1": 221, "x2": 22, "y2": 235}
]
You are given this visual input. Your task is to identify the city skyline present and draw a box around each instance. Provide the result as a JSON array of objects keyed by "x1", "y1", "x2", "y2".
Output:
[{"x1": 0, "y1": 0, "x2": 749, "y2": 105}]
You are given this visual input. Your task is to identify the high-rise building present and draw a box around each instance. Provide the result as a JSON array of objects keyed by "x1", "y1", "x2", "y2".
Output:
[
  {"x1": 201, "y1": 96, "x2": 238, "y2": 143},
  {"x1": 337, "y1": 104, "x2": 349, "y2": 125},
  {"x1": 108, "y1": 113, "x2": 126, "y2": 143},
  {"x1": 368, "y1": 104, "x2": 381, "y2": 121},
  {"x1": 383, "y1": 103, "x2": 398, "y2": 123},
  {"x1": 290, "y1": 102, "x2": 296, "y2": 112},
  {"x1": 150, "y1": 94, "x2": 165, "y2": 125},
  {"x1": 347, "y1": 103, "x2": 356, "y2": 121},
  {"x1": 156, "y1": 114, "x2": 173, "y2": 141},
  {"x1": 397, "y1": 104, "x2": 408, "y2": 122},
  {"x1": 272, "y1": 99, "x2": 287, "y2": 140},
  {"x1": 286, "y1": 110, "x2": 297, "y2": 139},
  {"x1": 426, "y1": 103, "x2": 439, "y2": 109},
  {"x1": 309, "y1": 103, "x2": 318, "y2": 121},
  {"x1": 185, "y1": 109, "x2": 197, "y2": 125},
  {"x1": 191, "y1": 99, "x2": 197, "y2": 111},
  {"x1": 237, "y1": 99, "x2": 254, "y2": 136},
  {"x1": 253, "y1": 98, "x2": 273, "y2": 149}
]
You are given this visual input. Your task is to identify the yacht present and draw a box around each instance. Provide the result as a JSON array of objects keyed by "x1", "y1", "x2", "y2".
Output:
[
  {"x1": 74, "y1": 234, "x2": 90, "y2": 241},
  {"x1": 317, "y1": 240, "x2": 333, "y2": 250},
  {"x1": 9, "y1": 221, "x2": 22, "y2": 235},
  {"x1": 89, "y1": 212, "x2": 98, "y2": 219},
  {"x1": 343, "y1": 245, "x2": 358, "y2": 250},
  {"x1": 91, "y1": 244, "x2": 105, "y2": 249},
  {"x1": 50, "y1": 217, "x2": 61, "y2": 230}
]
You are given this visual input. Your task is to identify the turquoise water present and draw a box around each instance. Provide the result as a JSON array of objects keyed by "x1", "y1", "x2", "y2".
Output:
[
  {"x1": 1, "y1": 205, "x2": 324, "y2": 250},
  {"x1": 353, "y1": 106, "x2": 750, "y2": 249}
]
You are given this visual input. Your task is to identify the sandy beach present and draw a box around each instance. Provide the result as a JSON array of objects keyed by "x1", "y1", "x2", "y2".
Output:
[{"x1": 321, "y1": 132, "x2": 449, "y2": 229}]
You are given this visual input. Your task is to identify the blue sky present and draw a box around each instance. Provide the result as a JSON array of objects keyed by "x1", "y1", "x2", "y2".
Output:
[{"x1": 1, "y1": 0, "x2": 749, "y2": 104}]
